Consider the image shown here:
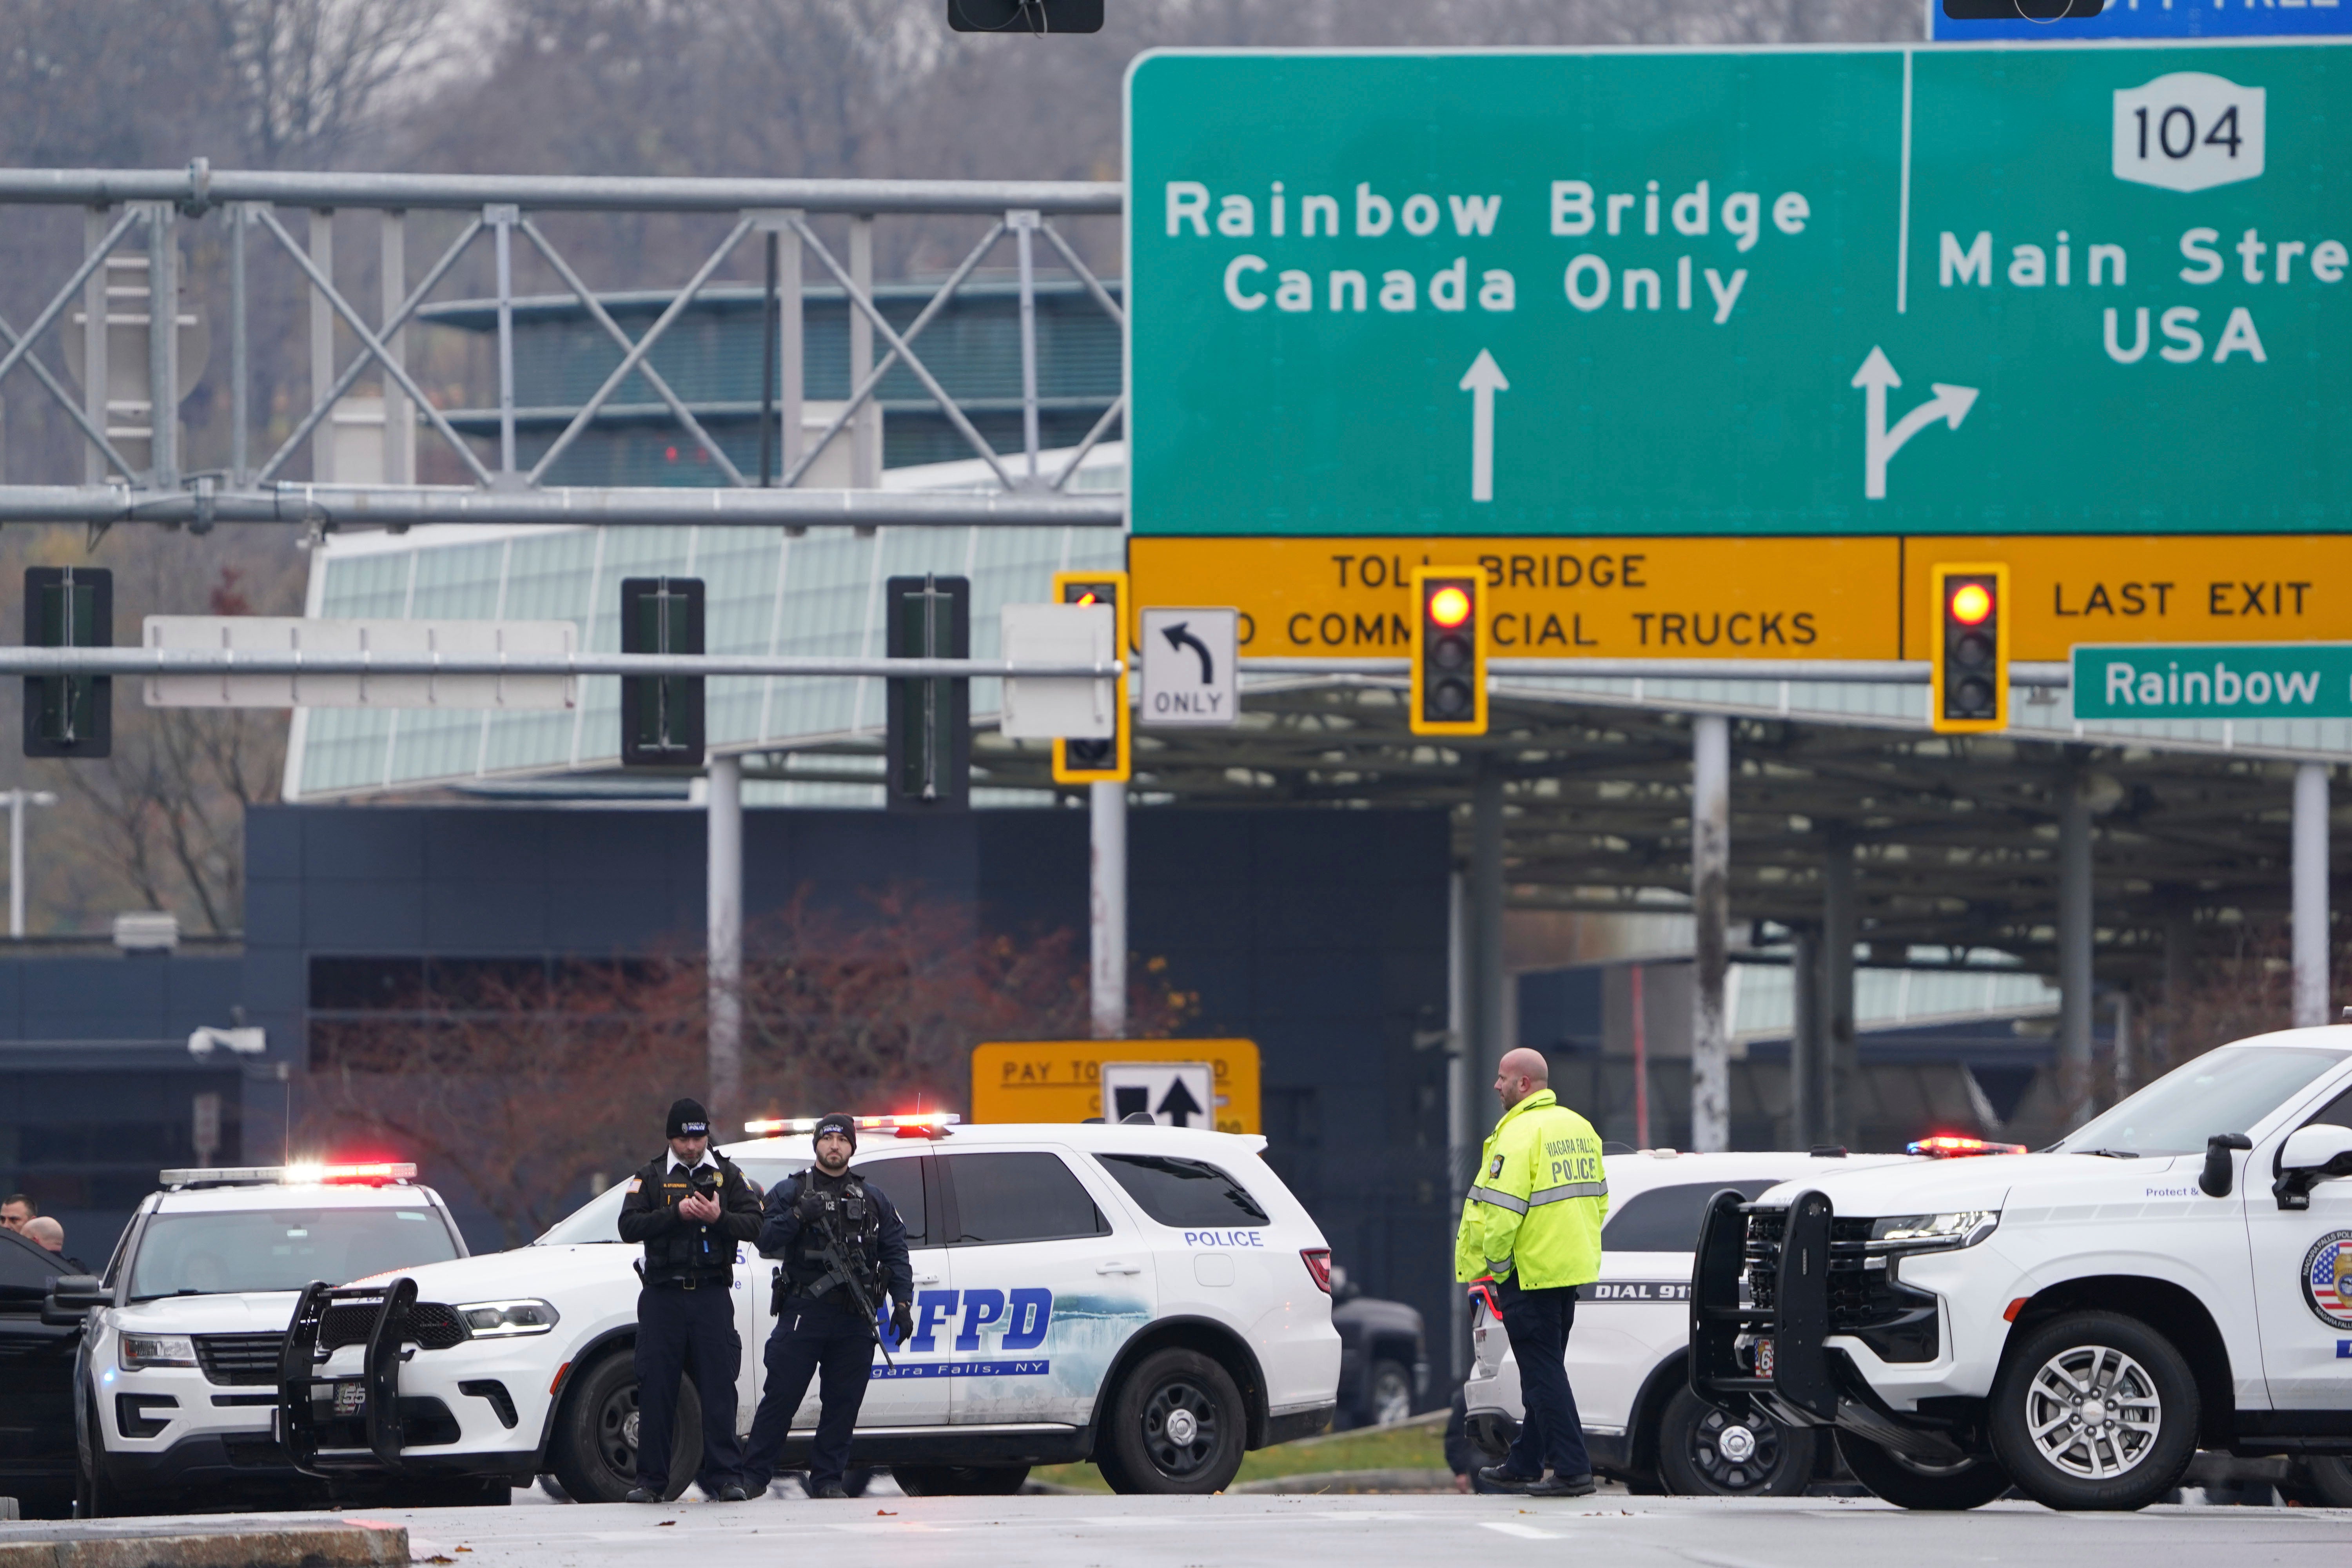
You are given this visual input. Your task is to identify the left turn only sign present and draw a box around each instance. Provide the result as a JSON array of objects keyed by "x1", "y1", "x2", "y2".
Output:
[{"x1": 1139, "y1": 607, "x2": 1240, "y2": 726}]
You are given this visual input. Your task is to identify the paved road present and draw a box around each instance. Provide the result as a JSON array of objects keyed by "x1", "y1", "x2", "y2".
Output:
[{"x1": 299, "y1": 1492, "x2": 2350, "y2": 1568}]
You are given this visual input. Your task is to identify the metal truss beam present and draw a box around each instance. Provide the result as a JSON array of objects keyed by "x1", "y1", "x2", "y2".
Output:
[
  {"x1": 0, "y1": 649, "x2": 1120, "y2": 680},
  {"x1": 0, "y1": 485, "x2": 1123, "y2": 529},
  {"x1": 0, "y1": 164, "x2": 1121, "y2": 216}
]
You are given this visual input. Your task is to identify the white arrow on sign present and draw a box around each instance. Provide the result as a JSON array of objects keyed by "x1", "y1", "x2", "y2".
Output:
[
  {"x1": 1851, "y1": 347, "x2": 1977, "y2": 501},
  {"x1": 1458, "y1": 349, "x2": 1509, "y2": 503}
]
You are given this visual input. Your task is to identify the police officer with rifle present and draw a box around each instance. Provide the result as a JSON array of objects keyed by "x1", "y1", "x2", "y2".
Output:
[
  {"x1": 740, "y1": 1113, "x2": 914, "y2": 1498},
  {"x1": 617, "y1": 1098, "x2": 763, "y2": 1503}
]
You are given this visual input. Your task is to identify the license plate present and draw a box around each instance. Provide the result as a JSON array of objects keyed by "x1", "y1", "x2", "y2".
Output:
[
  {"x1": 1755, "y1": 1338, "x2": 1775, "y2": 1378},
  {"x1": 333, "y1": 1380, "x2": 367, "y2": 1416}
]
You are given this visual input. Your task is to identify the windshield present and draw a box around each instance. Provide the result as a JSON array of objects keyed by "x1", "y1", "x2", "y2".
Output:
[
  {"x1": 533, "y1": 1158, "x2": 808, "y2": 1245},
  {"x1": 129, "y1": 1207, "x2": 459, "y2": 1299},
  {"x1": 2056, "y1": 1046, "x2": 2346, "y2": 1157}
]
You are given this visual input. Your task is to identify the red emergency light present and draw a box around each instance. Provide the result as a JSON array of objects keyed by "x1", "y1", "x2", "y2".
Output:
[{"x1": 1907, "y1": 1135, "x2": 2027, "y2": 1159}]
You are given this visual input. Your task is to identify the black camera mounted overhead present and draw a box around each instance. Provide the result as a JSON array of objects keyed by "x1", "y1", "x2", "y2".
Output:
[
  {"x1": 948, "y1": 0, "x2": 1103, "y2": 32},
  {"x1": 1941, "y1": 0, "x2": 2104, "y2": 16}
]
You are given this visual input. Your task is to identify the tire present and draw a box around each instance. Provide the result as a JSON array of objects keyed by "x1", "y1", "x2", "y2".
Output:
[
  {"x1": 1367, "y1": 1360, "x2": 1414, "y2": 1428},
  {"x1": 1988, "y1": 1310, "x2": 2200, "y2": 1512},
  {"x1": 1655, "y1": 1387, "x2": 1818, "y2": 1497},
  {"x1": 891, "y1": 1464, "x2": 1030, "y2": 1496},
  {"x1": 2300, "y1": 1455, "x2": 2352, "y2": 1508},
  {"x1": 538, "y1": 1475, "x2": 570, "y2": 1502},
  {"x1": 546, "y1": 1351, "x2": 702, "y2": 1504},
  {"x1": 1837, "y1": 1431, "x2": 2010, "y2": 1510},
  {"x1": 1100, "y1": 1347, "x2": 1247, "y2": 1495},
  {"x1": 76, "y1": 1392, "x2": 127, "y2": 1519}
]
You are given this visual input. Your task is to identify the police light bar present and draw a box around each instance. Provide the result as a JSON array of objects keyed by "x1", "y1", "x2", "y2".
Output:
[
  {"x1": 740, "y1": 1112, "x2": 962, "y2": 1140},
  {"x1": 1906, "y1": 1136, "x2": 2027, "y2": 1159},
  {"x1": 160, "y1": 1162, "x2": 418, "y2": 1187}
]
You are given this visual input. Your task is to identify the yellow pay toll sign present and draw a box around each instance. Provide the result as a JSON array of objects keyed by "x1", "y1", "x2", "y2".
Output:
[
  {"x1": 1132, "y1": 536, "x2": 1902, "y2": 660},
  {"x1": 969, "y1": 1039, "x2": 1261, "y2": 1135}
]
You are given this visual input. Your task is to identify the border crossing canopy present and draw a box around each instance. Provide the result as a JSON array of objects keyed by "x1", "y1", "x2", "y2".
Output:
[{"x1": 1125, "y1": 44, "x2": 2352, "y2": 541}]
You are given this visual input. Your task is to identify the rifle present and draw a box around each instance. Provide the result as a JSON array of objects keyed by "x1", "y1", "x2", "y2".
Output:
[{"x1": 773, "y1": 1181, "x2": 895, "y2": 1368}]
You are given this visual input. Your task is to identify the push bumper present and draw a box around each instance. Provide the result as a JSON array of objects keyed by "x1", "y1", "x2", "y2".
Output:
[{"x1": 1691, "y1": 1188, "x2": 1978, "y2": 1465}]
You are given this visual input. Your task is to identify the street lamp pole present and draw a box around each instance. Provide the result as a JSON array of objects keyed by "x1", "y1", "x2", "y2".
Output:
[{"x1": 7, "y1": 788, "x2": 58, "y2": 938}]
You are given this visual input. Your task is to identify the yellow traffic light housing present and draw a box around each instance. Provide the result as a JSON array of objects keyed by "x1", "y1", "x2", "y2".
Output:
[
  {"x1": 1928, "y1": 562, "x2": 2009, "y2": 735},
  {"x1": 1409, "y1": 566, "x2": 1487, "y2": 737},
  {"x1": 1051, "y1": 569, "x2": 1131, "y2": 784}
]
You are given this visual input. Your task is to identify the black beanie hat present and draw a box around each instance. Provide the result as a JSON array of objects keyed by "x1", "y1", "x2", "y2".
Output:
[
  {"x1": 812, "y1": 1112, "x2": 857, "y2": 1152},
  {"x1": 667, "y1": 1098, "x2": 711, "y2": 1140}
]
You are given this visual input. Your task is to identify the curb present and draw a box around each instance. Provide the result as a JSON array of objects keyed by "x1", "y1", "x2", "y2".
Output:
[
  {"x1": 0, "y1": 1522, "x2": 408, "y2": 1568},
  {"x1": 1230, "y1": 1468, "x2": 1457, "y2": 1495}
]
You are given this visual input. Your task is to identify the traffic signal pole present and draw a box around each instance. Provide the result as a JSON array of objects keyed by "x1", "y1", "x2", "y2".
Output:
[
  {"x1": 708, "y1": 754, "x2": 743, "y2": 1126},
  {"x1": 1089, "y1": 779, "x2": 1126, "y2": 1038},
  {"x1": 2294, "y1": 762, "x2": 2330, "y2": 1028},
  {"x1": 1690, "y1": 715, "x2": 1731, "y2": 1153},
  {"x1": 2058, "y1": 776, "x2": 2094, "y2": 1127}
]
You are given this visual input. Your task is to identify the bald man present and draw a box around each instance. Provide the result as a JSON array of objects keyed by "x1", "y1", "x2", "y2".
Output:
[{"x1": 1455, "y1": 1047, "x2": 1607, "y2": 1497}]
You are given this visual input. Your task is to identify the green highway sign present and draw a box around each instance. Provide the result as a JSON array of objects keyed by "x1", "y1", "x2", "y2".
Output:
[
  {"x1": 1125, "y1": 45, "x2": 2352, "y2": 538},
  {"x1": 2071, "y1": 642, "x2": 2352, "y2": 718}
]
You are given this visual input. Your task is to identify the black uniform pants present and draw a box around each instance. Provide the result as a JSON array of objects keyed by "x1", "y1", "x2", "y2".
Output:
[
  {"x1": 633, "y1": 1281, "x2": 744, "y2": 1495},
  {"x1": 1499, "y1": 1282, "x2": 1593, "y2": 1480},
  {"x1": 741, "y1": 1295, "x2": 875, "y2": 1489}
]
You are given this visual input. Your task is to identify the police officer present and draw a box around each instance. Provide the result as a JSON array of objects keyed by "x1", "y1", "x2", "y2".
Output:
[
  {"x1": 1455, "y1": 1047, "x2": 1607, "y2": 1498},
  {"x1": 616, "y1": 1097, "x2": 763, "y2": 1503},
  {"x1": 740, "y1": 1113, "x2": 913, "y2": 1499}
]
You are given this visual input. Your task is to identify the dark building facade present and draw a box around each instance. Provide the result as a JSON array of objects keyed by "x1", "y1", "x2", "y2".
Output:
[{"x1": 3, "y1": 804, "x2": 1453, "y2": 1330}]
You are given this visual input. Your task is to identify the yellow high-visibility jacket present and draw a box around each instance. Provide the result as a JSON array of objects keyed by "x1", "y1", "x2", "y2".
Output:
[{"x1": 1453, "y1": 1089, "x2": 1607, "y2": 1290}]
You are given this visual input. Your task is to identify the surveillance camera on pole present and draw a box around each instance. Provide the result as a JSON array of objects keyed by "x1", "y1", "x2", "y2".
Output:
[{"x1": 947, "y1": 0, "x2": 1103, "y2": 32}]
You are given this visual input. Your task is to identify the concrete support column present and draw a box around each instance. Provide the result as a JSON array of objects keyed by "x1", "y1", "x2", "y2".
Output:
[
  {"x1": 1691, "y1": 715, "x2": 1731, "y2": 1152},
  {"x1": 706, "y1": 755, "x2": 743, "y2": 1127},
  {"x1": 1820, "y1": 826, "x2": 1857, "y2": 1147},
  {"x1": 1470, "y1": 762, "x2": 1506, "y2": 1091},
  {"x1": 2058, "y1": 775, "x2": 2095, "y2": 1127},
  {"x1": 1788, "y1": 925, "x2": 1822, "y2": 1150},
  {"x1": 2294, "y1": 762, "x2": 2330, "y2": 1028},
  {"x1": 1089, "y1": 779, "x2": 1127, "y2": 1038}
]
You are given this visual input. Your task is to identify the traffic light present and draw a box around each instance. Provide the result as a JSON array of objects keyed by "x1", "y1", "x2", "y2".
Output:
[
  {"x1": 1051, "y1": 569, "x2": 1129, "y2": 785},
  {"x1": 947, "y1": 0, "x2": 1103, "y2": 31},
  {"x1": 1929, "y1": 562, "x2": 2009, "y2": 735},
  {"x1": 1409, "y1": 566, "x2": 1486, "y2": 737},
  {"x1": 620, "y1": 576, "x2": 704, "y2": 768},
  {"x1": 24, "y1": 566, "x2": 111, "y2": 759},
  {"x1": 886, "y1": 574, "x2": 971, "y2": 811}
]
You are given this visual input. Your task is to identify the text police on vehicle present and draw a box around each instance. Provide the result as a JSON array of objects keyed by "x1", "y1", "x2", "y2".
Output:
[
  {"x1": 1693, "y1": 1026, "x2": 2352, "y2": 1512},
  {"x1": 277, "y1": 1115, "x2": 1340, "y2": 1498}
]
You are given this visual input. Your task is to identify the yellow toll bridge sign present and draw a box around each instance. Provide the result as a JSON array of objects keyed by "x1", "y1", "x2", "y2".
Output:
[{"x1": 970, "y1": 1039, "x2": 1261, "y2": 1135}]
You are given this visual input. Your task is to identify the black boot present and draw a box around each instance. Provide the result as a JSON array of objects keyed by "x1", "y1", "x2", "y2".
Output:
[
  {"x1": 1525, "y1": 1472, "x2": 1596, "y2": 1498},
  {"x1": 1477, "y1": 1464, "x2": 1539, "y2": 1494}
]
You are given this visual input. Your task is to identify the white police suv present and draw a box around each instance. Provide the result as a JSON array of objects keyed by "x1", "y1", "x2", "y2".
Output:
[
  {"x1": 1463, "y1": 1146, "x2": 1918, "y2": 1494},
  {"x1": 280, "y1": 1116, "x2": 1339, "y2": 1499},
  {"x1": 1696, "y1": 1026, "x2": 2352, "y2": 1512},
  {"x1": 54, "y1": 1161, "x2": 474, "y2": 1515}
]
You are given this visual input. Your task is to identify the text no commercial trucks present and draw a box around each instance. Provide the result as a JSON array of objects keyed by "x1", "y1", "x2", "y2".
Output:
[
  {"x1": 282, "y1": 1116, "x2": 1339, "y2": 1499},
  {"x1": 56, "y1": 1161, "x2": 472, "y2": 1516},
  {"x1": 1695, "y1": 1026, "x2": 2352, "y2": 1511}
]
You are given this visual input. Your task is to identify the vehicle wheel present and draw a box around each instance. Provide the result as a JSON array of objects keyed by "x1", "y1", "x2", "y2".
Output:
[
  {"x1": 1989, "y1": 1310, "x2": 2200, "y2": 1512},
  {"x1": 546, "y1": 1352, "x2": 702, "y2": 1504},
  {"x1": 1655, "y1": 1387, "x2": 1817, "y2": 1497},
  {"x1": 2299, "y1": 1455, "x2": 2352, "y2": 1508},
  {"x1": 891, "y1": 1464, "x2": 1031, "y2": 1496},
  {"x1": 1367, "y1": 1360, "x2": 1414, "y2": 1427},
  {"x1": 77, "y1": 1393, "x2": 127, "y2": 1519},
  {"x1": 1837, "y1": 1431, "x2": 2010, "y2": 1510},
  {"x1": 1101, "y1": 1348, "x2": 1246, "y2": 1495},
  {"x1": 538, "y1": 1474, "x2": 570, "y2": 1502}
]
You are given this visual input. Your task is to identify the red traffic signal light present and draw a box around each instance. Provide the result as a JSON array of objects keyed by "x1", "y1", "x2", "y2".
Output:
[
  {"x1": 1410, "y1": 567, "x2": 1486, "y2": 737},
  {"x1": 1929, "y1": 563, "x2": 2008, "y2": 735}
]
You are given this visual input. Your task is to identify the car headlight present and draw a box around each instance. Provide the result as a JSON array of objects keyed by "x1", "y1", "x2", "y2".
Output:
[
  {"x1": 120, "y1": 1333, "x2": 198, "y2": 1370},
  {"x1": 456, "y1": 1299, "x2": 561, "y2": 1338},
  {"x1": 1865, "y1": 1211, "x2": 1998, "y2": 1254}
]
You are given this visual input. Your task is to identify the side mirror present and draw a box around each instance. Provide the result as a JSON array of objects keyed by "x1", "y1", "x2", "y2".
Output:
[
  {"x1": 42, "y1": 1274, "x2": 107, "y2": 1327},
  {"x1": 2273, "y1": 1123, "x2": 2352, "y2": 1211},
  {"x1": 2200, "y1": 1132, "x2": 2252, "y2": 1198}
]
